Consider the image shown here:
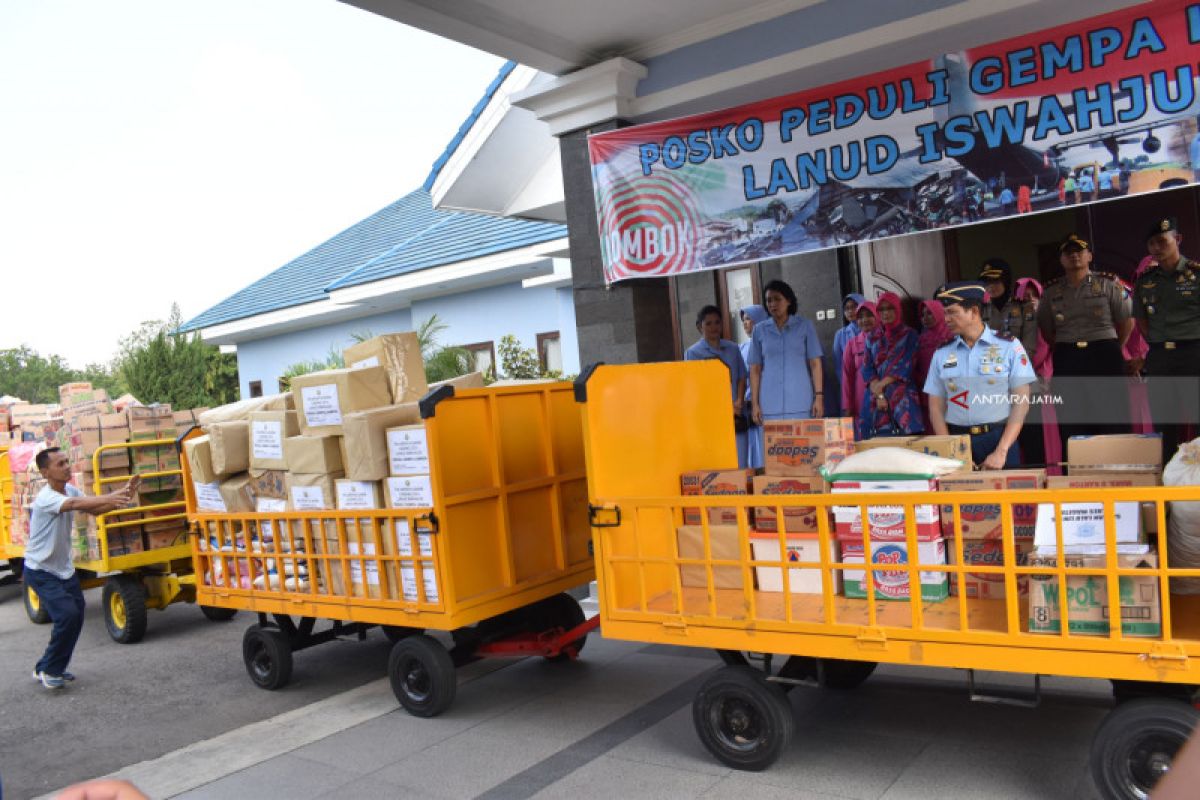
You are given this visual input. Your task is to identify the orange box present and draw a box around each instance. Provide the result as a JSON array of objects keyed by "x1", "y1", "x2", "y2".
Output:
[
  {"x1": 680, "y1": 469, "x2": 754, "y2": 526},
  {"x1": 762, "y1": 418, "x2": 853, "y2": 476},
  {"x1": 751, "y1": 474, "x2": 829, "y2": 533},
  {"x1": 938, "y1": 469, "x2": 1046, "y2": 540}
]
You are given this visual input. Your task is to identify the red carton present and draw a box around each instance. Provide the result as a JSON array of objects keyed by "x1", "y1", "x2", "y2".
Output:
[
  {"x1": 938, "y1": 469, "x2": 1045, "y2": 540},
  {"x1": 762, "y1": 418, "x2": 854, "y2": 476},
  {"x1": 751, "y1": 474, "x2": 829, "y2": 533},
  {"x1": 680, "y1": 469, "x2": 754, "y2": 526}
]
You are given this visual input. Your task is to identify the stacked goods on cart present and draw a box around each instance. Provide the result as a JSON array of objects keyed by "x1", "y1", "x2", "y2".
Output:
[
  {"x1": 6, "y1": 443, "x2": 46, "y2": 548},
  {"x1": 1164, "y1": 437, "x2": 1200, "y2": 594},
  {"x1": 1029, "y1": 434, "x2": 1165, "y2": 637},
  {"x1": 8, "y1": 402, "x2": 60, "y2": 443},
  {"x1": 821, "y1": 443, "x2": 965, "y2": 602}
]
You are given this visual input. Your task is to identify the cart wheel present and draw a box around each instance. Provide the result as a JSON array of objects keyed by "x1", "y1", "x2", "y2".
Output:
[
  {"x1": 382, "y1": 625, "x2": 420, "y2": 644},
  {"x1": 103, "y1": 575, "x2": 148, "y2": 644},
  {"x1": 10, "y1": 557, "x2": 23, "y2": 579},
  {"x1": 24, "y1": 584, "x2": 50, "y2": 625},
  {"x1": 389, "y1": 634, "x2": 456, "y2": 717},
  {"x1": 693, "y1": 665, "x2": 794, "y2": 771},
  {"x1": 524, "y1": 593, "x2": 587, "y2": 661},
  {"x1": 818, "y1": 658, "x2": 876, "y2": 690},
  {"x1": 1090, "y1": 696, "x2": 1199, "y2": 799},
  {"x1": 242, "y1": 624, "x2": 293, "y2": 690},
  {"x1": 200, "y1": 605, "x2": 237, "y2": 622}
]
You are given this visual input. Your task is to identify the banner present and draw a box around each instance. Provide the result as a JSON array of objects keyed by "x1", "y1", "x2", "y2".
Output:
[{"x1": 588, "y1": 0, "x2": 1200, "y2": 283}]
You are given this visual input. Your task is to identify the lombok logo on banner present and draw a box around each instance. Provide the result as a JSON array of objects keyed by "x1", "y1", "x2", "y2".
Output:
[{"x1": 588, "y1": 0, "x2": 1200, "y2": 284}]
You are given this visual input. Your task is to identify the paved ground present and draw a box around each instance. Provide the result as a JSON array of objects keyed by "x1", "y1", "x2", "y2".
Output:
[{"x1": 6, "y1": 587, "x2": 1122, "y2": 800}]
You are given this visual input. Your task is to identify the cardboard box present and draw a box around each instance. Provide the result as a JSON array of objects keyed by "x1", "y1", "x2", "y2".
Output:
[
  {"x1": 1046, "y1": 473, "x2": 1161, "y2": 537},
  {"x1": 343, "y1": 333, "x2": 428, "y2": 404},
  {"x1": 430, "y1": 372, "x2": 486, "y2": 392},
  {"x1": 842, "y1": 538, "x2": 949, "y2": 601},
  {"x1": 751, "y1": 474, "x2": 829, "y2": 534},
  {"x1": 1033, "y1": 500, "x2": 1143, "y2": 548},
  {"x1": 184, "y1": 436, "x2": 220, "y2": 484},
  {"x1": 1028, "y1": 551, "x2": 1162, "y2": 636},
  {"x1": 284, "y1": 434, "x2": 344, "y2": 474},
  {"x1": 106, "y1": 528, "x2": 145, "y2": 557},
  {"x1": 762, "y1": 418, "x2": 854, "y2": 476},
  {"x1": 286, "y1": 472, "x2": 344, "y2": 510},
  {"x1": 947, "y1": 538, "x2": 1035, "y2": 600},
  {"x1": 248, "y1": 469, "x2": 287, "y2": 501},
  {"x1": 198, "y1": 393, "x2": 293, "y2": 426},
  {"x1": 145, "y1": 528, "x2": 187, "y2": 550},
  {"x1": 852, "y1": 436, "x2": 917, "y2": 452},
  {"x1": 1068, "y1": 434, "x2": 1163, "y2": 474},
  {"x1": 69, "y1": 423, "x2": 130, "y2": 471},
  {"x1": 127, "y1": 405, "x2": 174, "y2": 433},
  {"x1": 129, "y1": 430, "x2": 181, "y2": 492},
  {"x1": 341, "y1": 403, "x2": 421, "y2": 480},
  {"x1": 172, "y1": 408, "x2": 208, "y2": 429},
  {"x1": 193, "y1": 480, "x2": 227, "y2": 511},
  {"x1": 832, "y1": 479, "x2": 940, "y2": 542},
  {"x1": 248, "y1": 411, "x2": 299, "y2": 470},
  {"x1": 218, "y1": 473, "x2": 255, "y2": 512},
  {"x1": 387, "y1": 424, "x2": 430, "y2": 477},
  {"x1": 676, "y1": 525, "x2": 744, "y2": 589},
  {"x1": 58, "y1": 381, "x2": 93, "y2": 405},
  {"x1": 290, "y1": 366, "x2": 392, "y2": 436},
  {"x1": 385, "y1": 475, "x2": 434, "y2": 508},
  {"x1": 336, "y1": 479, "x2": 383, "y2": 510},
  {"x1": 938, "y1": 469, "x2": 1045, "y2": 540},
  {"x1": 750, "y1": 534, "x2": 841, "y2": 594},
  {"x1": 209, "y1": 421, "x2": 250, "y2": 475},
  {"x1": 680, "y1": 469, "x2": 754, "y2": 526},
  {"x1": 61, "y1": 397, "x2": 115, "y2": 424}
]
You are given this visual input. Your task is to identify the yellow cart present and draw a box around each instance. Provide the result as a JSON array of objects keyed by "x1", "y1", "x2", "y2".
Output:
[
  {"x1": 185, "y1": 381, "x2": 596, "y2": 716},
  {"x1": 0, "y1": 445, "x2": 20, "y2": 587},
  {"x1": 15, "y1": 438, "x2": 228, "y2": 642},
  {"x1": 577, "y1": 361, "x2": 1200, "y2": 799}
]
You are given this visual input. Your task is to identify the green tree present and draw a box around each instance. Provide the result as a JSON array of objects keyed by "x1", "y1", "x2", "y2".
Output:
[
  {"x1": 119, "y1": 304, "x2": 239, "y2": 407},
  {"x1": 416, "y1": 315, "x2": 473, "y2": 382},
  {"x1": 497, "y1": 334, "x2": 542, "y2": 379},
  {"x1": 279, "y1": 345, "x2": 345, "y2": 390},
  {"x1": 0, "y1": 345, "x2": 78, "y2": 403}
]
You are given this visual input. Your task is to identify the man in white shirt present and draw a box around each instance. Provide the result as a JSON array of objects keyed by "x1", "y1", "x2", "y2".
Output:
[{"x1": 25, "y1": 448, "x2": 137, "y2": 689}]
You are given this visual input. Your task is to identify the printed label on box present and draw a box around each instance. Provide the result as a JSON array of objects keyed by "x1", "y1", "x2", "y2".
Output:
[
  {"x1": 388, "y1": 428, "x2": 429, "y2": 475},
  {"x1": 351, "y1": 356, "x2": 380, "y2": 369},
  {"x1": 421, "y1": 561, "x2": 438, "y2": 603},
  {"x1": 395, "y1": 518, "x2": 412, "y2": 556},
  {"x1": 195, "y1": 481, "x2": 227, "y2": 511},
  {"x1": 251, "y1": 420, "x2": 284, "y2": 460},
  {"x1": 337, "y1": 481, "x2": 377, "y2": 510},
  {"x1": 1033, "y1": 502, "x2": 1140, "y2": 547},
  {"x1": 388, "y1": 475, "x2": 433, "y2": 508},
  {"x1": 347, "y1": 541, "x2": 380, "y2": 586},
  {"x1": 400, "y1": 563, "x2": 419, "y2": 601},
  {"x1": 301, "y1": 384, "x2": 342, "y2": 427},
  {"x1": 256, "y1": 497, "x2": 287, "y2": 538},
  {"x1": 291, "y1": 486, "x2": 330, "y2": 510}
]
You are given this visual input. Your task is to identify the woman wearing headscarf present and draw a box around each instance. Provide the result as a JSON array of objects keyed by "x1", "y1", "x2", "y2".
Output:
[
  {"x1": 739, "y1": 304, "x2": 770, "y2": 468},
  {"x1": 915, "y1": 299, "x2": 952, "y2": 428},
  {"x1": 841, "y1": 302, "x2": 878, "y2": 439},
  {"x1": 748, "y1": 280, "x2": 824, "y2": 434},
  {"x1": 686, "y1": 305, "x2": 750, "y2": 467},
  {"x1": 860, "y1": 292, "x2": 924, "y2": 438},
  {"x1": 831, "y1": 293, "x2": 866, "y2": 416},
  {"x1": 980, "y1": 258, "x2": 1039, "y2": 360},
  {"x1": 1014, "y1": 277, "x2": 1059, "y2": 469}
]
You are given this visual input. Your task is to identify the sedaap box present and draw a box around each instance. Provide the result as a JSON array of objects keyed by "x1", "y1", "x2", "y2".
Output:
[
  {"x1": 208, "y1": 421, "x2": 250, "y2": 475},
  {"x1": 832, "y1": 479, "x2": 940, "y2": 542},
  {"x1": 387, "y1": 424, "x2": 430, "y2": 476},
  {"x1": 290, "y1": 366, "x2": 392, "y2": 436},
  {"x1": 676, "y1": 525, "x2": 744, "y2": 590},
  {"x1": 762, "y1": 418, "x2": 854, "y2": 476},
  {"x1": 284, "y1": 434, "x2": 344, "y2": 474},
  {"x1": 1028, "y1": 551, "x2": 1161, "y2": 636},
  {"x1": 249, "y1": 410, "x2": 299, "y2": 471},
  {"x1": 841, "y1": 538, "x2": 949, "y2": 601},
  {"x1": 680, "y1": 468, "x2": 754, "y2": 526},
  {"x1": 751, "y1": 474, "x2": 828, "y2": 534},
  {"x1": 1068, "y1": 434, "x2": 1163, "y2": 474},
  {"x1": 938, "y1": 469, "x2": 1045, "y2": 540},
  {"x1": 341, "y1": 403, "x2": 421, "y2": 480},
  {"x1": 750, "y1": 533, "x2": 841, "y2": 594},
  {"x1": 286, "y1": 472, "x2": 344, "y2": 511},
  {"x1": 343, "y1": 333, "x2": 428, "y2": 404},
  {"x1": 947, "y1": 538, "x2": 1035, "y2": 600},
  {"x1": 385, "y1": 475, "x2": 434, "y2": 508}
]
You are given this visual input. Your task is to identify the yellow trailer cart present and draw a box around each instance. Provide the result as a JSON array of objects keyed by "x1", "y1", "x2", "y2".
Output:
[
  {"x1": 577, "y1": 361, "x2": 1200, "y2": 799},
  {"x1": 0, "y1": 445, "x2": 19, "y2": 587},
  {"x1": 185, "y1": 380, "x2": 596, "y2": 717},
  {"x1": 15, "y1": 438, "x2": 230, "y2": 641}
]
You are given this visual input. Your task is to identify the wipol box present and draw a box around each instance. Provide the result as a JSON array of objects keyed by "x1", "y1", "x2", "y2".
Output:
[
  {"x1": 249, "y1": 410, "x2": 300, "y2": 470},
  {"x1": 751, "y1": 474, "x2": 828, "y2": 534},
  {"x1": 385, "y1": 475, "x2": 434, "y2": 508},
  {"x1": 208, "y1": 421, "x2": 251, "y2": 475},
  {"x1": 341, "y1": 403, "x2": 421, "y2": 480},
  {"x1": 284, "y1": 434, "x2": 343, "y2": 474},
  {"x1": 387, "y1": 424, "x2": 430, "y2": 476},
  {"x1": 832, "y1": 479, "x2": 940, "y2": 542},
  {"x1": 290, "y1": 366, "x2": 392, "y2": 436},
  {"x1": 947, "y1": 538, "x2": 1035, "y2": 600},
  {"x1": 841, "y1": 538, "x2": 949, "y2": 601},
  {"x1": 750, "y1": 533, "x2": 841, "y2": 594},
  {"x1": 938, "y1": 469, "x2": 1045, "y2": 540},
  {"x1": 680, "y1": 469, "x2": 754, "y2": 526},
  {"x1": 676, "y1": 525, "x2": 744, "y2": 590},
  {"x1": 343, "y1": 333, "x2": 428, "y2": 404},
  {"x1": 1028, "y1": 551, "x2": 1161, "y2": 636}
]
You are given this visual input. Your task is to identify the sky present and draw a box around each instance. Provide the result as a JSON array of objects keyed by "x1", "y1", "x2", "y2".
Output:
[{"x1": 0, "y1": 0, "x2": 504, "y2": 368}]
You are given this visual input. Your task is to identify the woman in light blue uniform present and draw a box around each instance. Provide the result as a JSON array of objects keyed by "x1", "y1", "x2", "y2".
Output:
[
  {"x1": 747, "y1": 280, "x2": 825, "y2": 442},
  {"x1": 685, "y1": 305, "x2": 750, "y2": 467},
  {"x1": 739, "y1": 304, "x2": 770, "y2": 468},
  {"x1": 830, "y1": 293, "x2": 866, "y2": 417}
]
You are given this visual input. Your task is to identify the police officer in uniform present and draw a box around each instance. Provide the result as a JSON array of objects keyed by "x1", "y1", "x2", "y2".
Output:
[
  {"x1": 981, "y1": 258, "x2": 1044, "y2": 464},
  {"x1": 924, "y1": 282, "x2": 1036, "y2": 468},
  {"x1": 1036, "y1": 233, "x2": 1132, "y2": 457},
  {"x1": 1133, "y1": 216, "x2": 1200, "y2": 461}
]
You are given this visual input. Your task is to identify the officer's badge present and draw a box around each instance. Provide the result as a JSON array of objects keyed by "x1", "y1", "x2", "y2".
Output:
[
  {"x1": 1148, "y1": 305, "x2": 1156, "y2": 315},
  {"x1": 1055, "y1": 313, "x2": 1065, "y2": 322},
  {"x1": 943, "y1": 355, "x2": 958, "y2": 369},
  {"x1": 1162, "y1": 218, "x2": 1171, "y2": 232},
  {"x1": 1020, "y1": 355, "x2": 1028, "y2": 366}
]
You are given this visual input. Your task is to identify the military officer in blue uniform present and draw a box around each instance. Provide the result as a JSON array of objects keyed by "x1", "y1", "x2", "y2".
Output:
[{"x1": 924, "y1": 282, "x2": 1037, "y2": 468}]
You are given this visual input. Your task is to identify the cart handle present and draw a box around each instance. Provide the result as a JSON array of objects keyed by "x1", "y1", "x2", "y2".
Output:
[{"x1": 588, "y1": 503, "x2": 621, "y2": 528}]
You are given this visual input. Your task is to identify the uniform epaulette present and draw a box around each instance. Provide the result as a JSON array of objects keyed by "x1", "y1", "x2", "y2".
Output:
[
  {"x1": 1094, "y1": 271, "x2": 1119, "y2": 282},
  {"x1": 995, "y1": 330, "x2": 1016, "y2": 341}
]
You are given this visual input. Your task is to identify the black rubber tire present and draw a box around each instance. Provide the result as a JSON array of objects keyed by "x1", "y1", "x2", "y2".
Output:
[
  {"x1": 818, "y1": 658, "x2": 877, "y2": 690},
  {"x1": 24, "y1": 583, "x2": 50, "y2": 625},
  {"x1": 389, "y1": 634, "x2": 457, "y2": 717},
  {"x1": 242, "y1": 624, "x2": 294, "y2": 690},
  {"x1": 102, "y1": 575, "x2": 148, "y2": 644},
  {"x1": 523, "y1": 593, "x2": 587, "y2": 661},
  {"x1": 10, "y1": 557, "x2": 23, "y2": 579},
  {"x1": 200, "y1": 605, "x2": 237, "y2": 622},
  {"x1": 1090, "y1": 696, "x2": 1199, "y2": 799},
  {"x1": 382, "y1": 625, "x2": 421, "y2": 644},
  {"x1": 693, "y1": 665, "x2": 794, "y2": 771}
]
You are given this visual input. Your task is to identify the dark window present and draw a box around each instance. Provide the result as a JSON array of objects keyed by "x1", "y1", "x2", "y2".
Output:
[
  {"x1": 463, "y1": 341, "x2": 496, "y2": 379},
  {"x1": 248, "y1": 380, "x2": 263, "y2": 398},
  {"x1": 536, "y1": 332, "x2": 562, "y2": 373}
]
